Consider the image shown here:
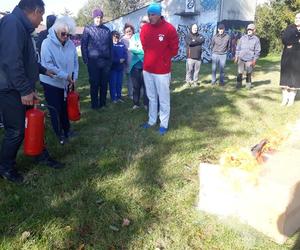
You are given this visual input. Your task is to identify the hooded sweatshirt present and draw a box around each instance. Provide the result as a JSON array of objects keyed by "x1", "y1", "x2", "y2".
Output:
[
  {"x1": 140, "y1": 18, "x2": 179, "y2": 74},
  {"x1": 39, "y1": 27, "x2": 79, "y2": 89}
]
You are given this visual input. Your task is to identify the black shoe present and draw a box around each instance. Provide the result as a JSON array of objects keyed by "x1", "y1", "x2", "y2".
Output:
[
  {"x1": 35, "y1": 149, "x2": 65, "y2": 169},
  {"x1": 67, "y1": 130, "x2": 78, "y2": 138},
  {"x1": 39, "y1": 157, "x2": 65, "y2": 169},
  {"x1": 0, "y1": 168, "x2": 23, "y2": 183}
]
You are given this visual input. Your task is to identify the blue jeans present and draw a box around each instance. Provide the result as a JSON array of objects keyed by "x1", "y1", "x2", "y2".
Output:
[
  {"x1": 87, "y1": 59, "x2": 110, "y2": 109},
  {"x1": 109, "y1": 69, "x2": 123, "y2": 101},
  {"x1": 211, "y1": 53, "x2": 227, "y2": 84}
]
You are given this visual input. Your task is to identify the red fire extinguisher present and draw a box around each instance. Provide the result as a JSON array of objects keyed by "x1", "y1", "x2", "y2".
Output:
[
  {"x1": 24, "y1": 103, "x2": 45, "y2": 156},
  {"x1": 67, "y1": 73, "x2": 80, "y2": 121}
]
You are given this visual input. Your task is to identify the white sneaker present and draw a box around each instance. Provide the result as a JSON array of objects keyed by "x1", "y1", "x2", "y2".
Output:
[{"x1": 132, "y1": 105, "x2": 140, "y2": 110}]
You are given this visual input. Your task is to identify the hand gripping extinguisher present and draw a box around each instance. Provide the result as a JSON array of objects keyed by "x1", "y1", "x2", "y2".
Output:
[
  {"x1": 24, "y1": 101, "x2": 45, "y2": 156},
  {"x1": 67, "y1": 73, "x2": 80, "y2": 121}
]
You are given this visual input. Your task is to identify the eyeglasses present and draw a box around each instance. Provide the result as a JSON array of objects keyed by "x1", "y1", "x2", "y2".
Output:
[{"x1": 61, "y1": 32, "x2": 71, "y2": 37}]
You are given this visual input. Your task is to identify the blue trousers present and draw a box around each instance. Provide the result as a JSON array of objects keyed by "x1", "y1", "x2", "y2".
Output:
[
  {"x1": 109, "y1": 69, "x2": 123, "y2": 101},
  {"x1": 87, "y1": 60, "x2": 110, "y2": 109},
  {"x1": 211, "y1": 53, "x2": 227, "y2": 85},
  {"x1": 42, "y1": 83, "x2": 70, "y2": 138}
]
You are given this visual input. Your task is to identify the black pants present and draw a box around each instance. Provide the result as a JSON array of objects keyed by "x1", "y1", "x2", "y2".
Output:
[
  {"x1": 42, "y1": 83, "x2": 70, "y2": 138},
  {"x1": 131, "y1": 67, "x2": 148, "y2": 106},
  {"x1": 87, "y1": 60, "x2": 110, "y2": 109},
  {"x1": 0, "y1": 90, "x2": 25, "y2": 170}
]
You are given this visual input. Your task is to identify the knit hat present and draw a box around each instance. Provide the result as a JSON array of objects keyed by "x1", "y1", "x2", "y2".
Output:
[
  {"x1": 147, "y1": 3, "x2": 162, "y2": 15},
  {"x1": 247, "y1": 23, "x2": 255, "y2": 30},
  {"x1": 218, "y1": 23, "x2": 225, "y2": 30},
  {"x1": 92, "y1": 8, "x2": 103, "y2": 18}
]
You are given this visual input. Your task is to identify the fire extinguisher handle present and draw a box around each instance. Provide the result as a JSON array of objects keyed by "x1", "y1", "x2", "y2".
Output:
[{"x1": 71, "y1": 72, "x2": 75, "y2": 92}]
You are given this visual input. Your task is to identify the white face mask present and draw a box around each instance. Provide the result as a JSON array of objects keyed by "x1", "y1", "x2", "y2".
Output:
[{"x1": 295, "y1": 13, "x2": 300, "y2": 26}]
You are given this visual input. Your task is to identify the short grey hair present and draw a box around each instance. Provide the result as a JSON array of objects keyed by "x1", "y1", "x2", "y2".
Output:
[{"x1": 52, "y1": 16, "x2": 76, "y2": 35}]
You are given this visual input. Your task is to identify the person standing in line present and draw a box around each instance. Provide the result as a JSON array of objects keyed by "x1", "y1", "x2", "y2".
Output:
[
  {"x1": 36, "y1": 14, "x2": 56, "y2": 54},
  {"x1": 185, "y1": 23, "x2": 205, "y2": 87},
  {"x1": 81, "y1": 8, "x2": 112, "y2": 109},
  {"x1": 211, "y1": 23, "x2": 230, "y2": 86},
  {"x1": 40, "y1": 16, "x2": 79, "y2": 144},
  {"x1": 234, "y1": 23, "x2": 261, "y2": 89},
  {"x1": 279, "y1": 13, "x2": 300, "y2": 106},
  {"x1": 0, "y1": 0, "x2": 64, "y2": 183},
  {"x1": 140, "y1": 3, "x2": 179, "y2": 136},
  {"x1": 129, "y1": 16, "x2": 149, "y2": 110},
  {"x1": 120, "y1": 23, "x2": 134, "y2": 99},
  {"x1": 109, "y1": 31, "x2": 127, "y2": 103}
]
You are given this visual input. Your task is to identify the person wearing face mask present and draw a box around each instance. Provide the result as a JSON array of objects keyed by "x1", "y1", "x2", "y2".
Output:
[
  {"x1": 234, "y1": 23, "x2": 261, "y2": 89},
  {"x1": 185, "y1": 23, "x2": 205, "y2": 87},
  {"x1": 279, "y1": 13, "x2": 300, "y2": 106},
  {"x1": 81, "y1": 8, "x2": 112, "y2": 109},
  {"x1": 40, "y1": 16, "x2": 79, "y2": 144},
  {"x1": 211, "y1": 23, "x2": 230, "y2": 86}
]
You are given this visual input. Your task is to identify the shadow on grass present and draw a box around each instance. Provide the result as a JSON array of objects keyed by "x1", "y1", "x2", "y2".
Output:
[{"x1": 0, "y1": 56, "x2": 289, "y2": 249}]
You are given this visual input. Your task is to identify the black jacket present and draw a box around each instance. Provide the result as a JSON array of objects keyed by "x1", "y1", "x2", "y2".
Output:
[
  {"x1": 185, "y1": 32, "x2": 205, "y2": 60},
  {"x1": 0, "y1": 6, "x2": 44, "y2": 96}
]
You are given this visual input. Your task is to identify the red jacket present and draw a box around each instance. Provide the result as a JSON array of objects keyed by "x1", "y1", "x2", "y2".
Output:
[{"x1": 140, "y1": 18, "x2": 179, "y2": 74}]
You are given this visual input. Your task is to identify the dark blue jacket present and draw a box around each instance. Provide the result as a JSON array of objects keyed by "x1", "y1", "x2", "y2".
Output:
[
  {"x1": 81, "y1": 24, "x2": 112, "y2": 68},
  {"x1": 111, "y1": 42, "x2": 127, "y2": 71},
  {"x1": 0, "y1": 6, "x2": 45, "y2": 96}
]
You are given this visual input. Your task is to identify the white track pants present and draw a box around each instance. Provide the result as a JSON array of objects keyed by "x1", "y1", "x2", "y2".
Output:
[{"x1": 143, "y1": 71, "x2": 171, "y2": 128}]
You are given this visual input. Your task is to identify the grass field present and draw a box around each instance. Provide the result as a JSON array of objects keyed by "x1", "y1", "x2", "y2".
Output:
[{"x1": 0, "y1": 55, "x2": 299, "y2": 249}]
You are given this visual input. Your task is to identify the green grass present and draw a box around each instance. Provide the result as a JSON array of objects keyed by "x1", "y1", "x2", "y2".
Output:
[{"x1": 0, "y1": 55, "x2": 300, "y2": 249}]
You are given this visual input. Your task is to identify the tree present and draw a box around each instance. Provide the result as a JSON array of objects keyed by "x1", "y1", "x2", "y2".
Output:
[
  {"x1": 255, "y1": 0, "x2": 298, "y2": 54},
  {"x1": 76, "y1": 0, "x2": 151, "y2": 26},
  {"x1": 61, "y1": 8, "x2": 73, "y2": 17}
]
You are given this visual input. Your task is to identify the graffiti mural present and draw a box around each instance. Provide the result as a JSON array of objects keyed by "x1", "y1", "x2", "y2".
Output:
[
  {"x1": 173, "y1": 18, "x2": 254, "y2": 62},
  {"x1": 201, "y1": 0, "x2": 219, "y2": 11},
  {"x1": 174, "y1": 23, "x2": 217, "y2": 62}
]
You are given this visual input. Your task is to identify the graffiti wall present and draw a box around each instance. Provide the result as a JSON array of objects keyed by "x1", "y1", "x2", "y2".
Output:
[{"x1": 175, "y1": 23, "x2": 217, "y2": 62}]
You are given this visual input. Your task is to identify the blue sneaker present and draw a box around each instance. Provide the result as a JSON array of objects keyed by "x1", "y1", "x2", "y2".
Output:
[
  {"x1": 158, "y1": 127, "x2": 168, "y2": 135},
  {"x1": 140, "y1": 123, "x2": 152, "y2": 129}
]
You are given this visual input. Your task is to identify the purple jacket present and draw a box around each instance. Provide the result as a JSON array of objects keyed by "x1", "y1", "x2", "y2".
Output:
[{"x1": 81, "y1": 24, "x2": 112, "y2": 67}]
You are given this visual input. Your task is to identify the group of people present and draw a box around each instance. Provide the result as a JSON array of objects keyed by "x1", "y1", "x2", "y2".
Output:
[
  {"x1": 0, "y1": 0, "x2": 299, "y2": 184},
  {"x1": 81, "y1": 2, "x2": 178, "y2": 135},
  {"x1": 0, "y1": 0, "x2": 178, "y2": 183},
  {"x1": 185, "y1": 22, "x2": 261, "y2": 90}
]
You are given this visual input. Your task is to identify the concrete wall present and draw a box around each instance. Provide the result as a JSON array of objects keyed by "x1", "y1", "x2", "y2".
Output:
[
  {"x1": 105, "y1": 0, "x2": 256, "y2": 62},
  {"x1": 220, "y1": 0, "x2": 256, "y2": 21}
]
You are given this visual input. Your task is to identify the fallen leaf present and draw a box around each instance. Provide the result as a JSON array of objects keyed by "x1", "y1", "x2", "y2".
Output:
[
  {"x1": 122, "y1": 218, "x2": 130, "y2": 227},
  {"x1": 96, "y1": 198, "x2": 104, "y2": 205},
  {"x1": 77, "y1": 243, "x2": 85, "y2": 250},
  {"x1": 20, "y1": 231, "x2": 31, "y2": 242},
  {"x1": 109, "y1": 225, "x2": 119, "y2": 231}
]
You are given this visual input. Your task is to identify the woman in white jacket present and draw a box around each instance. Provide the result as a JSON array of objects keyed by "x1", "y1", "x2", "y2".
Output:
[{"x1": 40, "y1": 16, "x2": 79, "y2": 144}]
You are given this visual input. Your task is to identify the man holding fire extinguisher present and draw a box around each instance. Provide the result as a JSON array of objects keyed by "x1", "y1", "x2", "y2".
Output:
[{"x1": 0, "y1": 0, "x2": 64, "y2": 183}]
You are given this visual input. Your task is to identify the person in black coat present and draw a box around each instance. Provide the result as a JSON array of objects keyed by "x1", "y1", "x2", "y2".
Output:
[
  {"x1": 280, "y1": 13, "x2": 300, "y2": 106},
  {"x1": 185, "y1": 24, "x2": 205, "y2": 87},
  {"x1": 0, "y1": 0, "x2": 64, "y2": 183},
  {"x1": 36, "y1": 14, "x2": 56, "y2": 55}
]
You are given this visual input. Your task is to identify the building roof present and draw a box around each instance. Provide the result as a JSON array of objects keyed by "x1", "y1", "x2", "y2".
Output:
[{"x1": 35, "y1": 24, "x2": 84, "y2": 35}]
